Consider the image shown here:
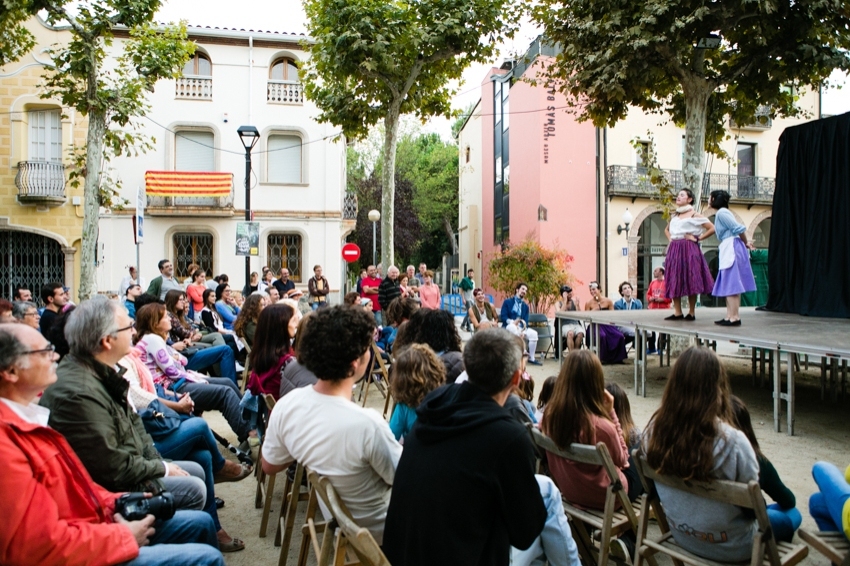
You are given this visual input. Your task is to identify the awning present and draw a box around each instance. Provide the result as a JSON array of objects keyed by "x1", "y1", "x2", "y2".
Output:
[{"x1": 145, "y1": 171, "x2": 233, "y2": 197}]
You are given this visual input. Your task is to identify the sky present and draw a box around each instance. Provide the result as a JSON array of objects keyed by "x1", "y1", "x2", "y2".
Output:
[{"x1": 157, "y1": 0, "x2": 850, "y2": 138}]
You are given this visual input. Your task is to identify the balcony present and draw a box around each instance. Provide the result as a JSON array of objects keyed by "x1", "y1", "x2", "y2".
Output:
[
  {"x1": 730, "y1": 105, "x2": 773, "y2": 130},
  {"x1": 176, "y1": 76, "x2": 213, "y2": 100},
  {"x1": 15, "y1": 161, "x2": 67, "y2": 206},
  {"x1": 146, "y1": 171, "x2": 234, "y2": 216},
  {"x1": 606, "y1": 165, "x2": 775, "y2": 205},
  {"x1": 343, "y1": 192, "x2": 358, "y2": 220},
  {"x1": 267, "y1": 80, "x2": 304, "y2": 105}
]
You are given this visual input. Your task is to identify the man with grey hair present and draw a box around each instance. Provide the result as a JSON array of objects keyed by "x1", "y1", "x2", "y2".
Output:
[
  {"x1": 39, "y1": 297, "x2": 209, "y2": 521},
  {"x1": 385, "y1": 328, "x2": 579, "y2": 566},
  {"x1": 378, "y1": 265, "x2": 402, "y2": 317},
  {"x1": 0, "y1": 323, "x2": 223, "y2": 566}
]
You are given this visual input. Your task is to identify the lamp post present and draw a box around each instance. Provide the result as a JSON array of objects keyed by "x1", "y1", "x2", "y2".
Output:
[
  {"x1": 237, "y1": 125, "x2": 260, "y2": 292},
  {"x1": 368, "y1": 209, "x2": 381, "y2": 265}
]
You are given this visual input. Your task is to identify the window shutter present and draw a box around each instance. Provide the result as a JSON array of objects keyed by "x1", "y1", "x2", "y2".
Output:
[
  {"x1": 268, "y1": 135, "x2": 301, "y2": 183},
  {"x1": 175, "y1": 131, "x2": 215, "y2": 171}
]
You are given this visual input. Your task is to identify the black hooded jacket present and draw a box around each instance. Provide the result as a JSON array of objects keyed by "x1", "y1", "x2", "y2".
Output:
[{"x1": 382, "y1": 382, "x2": 546, "y2": 566}]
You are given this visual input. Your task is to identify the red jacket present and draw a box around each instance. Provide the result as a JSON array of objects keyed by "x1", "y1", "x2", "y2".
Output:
[{"x1": 0, "y1": 402, "x2": 138, "y2": 566}]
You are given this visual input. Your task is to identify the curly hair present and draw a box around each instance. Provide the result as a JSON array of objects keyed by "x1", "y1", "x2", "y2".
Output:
[
  {"x1": 644, "y1": 346, "x2": 732, "y2": 482},
  {"x1": 541, "y1": 349, "x2": 610, "y2": 448},
  {"x1": 164, "y1": 289, "x2": 190, "y2": 328},
  {"x1": 234, "y1": 294, "x2": 265, "y2": 340},
  {"x1": 298, "y1": 305, "x2": 375, "y2": 381},
  {"x1": 390, "y1": 344, "x2": 445, "y2": 408},
  {"x1": 385, "y1": 296, "x2": 419, "y2": 326},
  {"x1": 393, "y1": 308, "x2": 460, "y2": 354}
]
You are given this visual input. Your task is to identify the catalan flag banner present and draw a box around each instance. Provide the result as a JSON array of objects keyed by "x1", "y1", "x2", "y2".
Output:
[{"x1": 145, "y1": 171, "x2": 233, "y2": 197}]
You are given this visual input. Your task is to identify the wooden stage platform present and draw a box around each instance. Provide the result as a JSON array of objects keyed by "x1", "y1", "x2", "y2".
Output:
[{"x1": 555, "y1": 307, "x2": 850, "y2": 436}]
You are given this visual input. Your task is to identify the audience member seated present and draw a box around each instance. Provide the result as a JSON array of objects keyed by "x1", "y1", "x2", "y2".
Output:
[
  {"x1": 394, "y1": 308, "x2": 464, "y2": 382},
  {"x1": 12, "y1": 301, "x2": 40, "y2": 330},
  {"x1": 0, "y1": 299, "x2": 13, "y2": 323},
  {"x1": 555, "y1": 285, "x2": 584, "y2": 356},
  {"x1": 343, "y1": 291, "x2": 361, "y2": 306},
  {"x1": 199, "y1": 289, "x2": 242, "y2": 353},
  {"x1": 809, "y1": 462, "x2": 850, "y2": 540},
  {"x1": 133, "y1": 303, "x2": 255, "y2": 448},
  {"x1": 730, "y1": 395, "x2": 801, "y2": 542},
  {"x1": 383, "y1": 328, "x2": 577, "y2": 566},
  {"x1": 468, "y1": 288, "x2": 499, "y2": 332},
  {"x1": 233, "y1": 294, "x2": 265, "y2": 349},
  {"x1": 247, "y1": 302, "x2": 298, "y2": 399},
  {"x1": 642, "y1": 347, "x2": 759, "y2": 562},
  {"x1": 584, "y1": 282, "x2": 627, "y2": 364},
  {"x1": 0, "y1": 323, "x2": 225, "y2": 566},
  {"x1": 613, "y1": 281, "x2": 642, "y2": 347},
  {"x1": 118, "y1": 350, "x2": 251, "y2": 552},
  {"x1": 388, "y1": 344, "x2": 446, "y2": 442},
  {"x1": 279, "y1": 315, "x2": 318, "y2": 398},
  {"x1": 499, "y1": 282, "x2": 543, "y2": 366},
  {"x1": 38, "y1": 298, "x2": 212, "y2": 530},
  {"x1": 262, "y1": 306, "x2": 402, "y2": 544},
  {"x1": 214, "y1": 284, "x2": 240, "y2": 331},
  {"x1": 125, "y1": 284, "x2": 142, "y2": 318},
  {"x1": 165, "y1": 290, "x2": 225, "y2": 350},
  {"x1": 378, "y1": 296, "x2": 420, "y2": 354}
]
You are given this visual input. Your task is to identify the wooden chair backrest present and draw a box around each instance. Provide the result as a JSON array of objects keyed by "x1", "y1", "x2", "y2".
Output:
[
  {"x1": 307, "y1": 470, "x2": 391, "y2": 566},
  {"x1": 632, "y1": 453, "x2": 781, "y2": 566},
  {"x1": 240, "y1": 342, "x2": 252, "y2": 393}
]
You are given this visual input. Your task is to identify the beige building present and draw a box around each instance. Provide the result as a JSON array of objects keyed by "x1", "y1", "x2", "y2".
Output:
[{"x1": 0, "y1": 18, "x2": 85, "y2": 301}]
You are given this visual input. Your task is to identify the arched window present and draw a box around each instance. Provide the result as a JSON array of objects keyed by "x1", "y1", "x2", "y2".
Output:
[
  {"x1": 270, "y1": 57, "x2": 298, "y2": 81},
  {"x1": 183, "y1": 52, "x2": 212, "y2": 76}
]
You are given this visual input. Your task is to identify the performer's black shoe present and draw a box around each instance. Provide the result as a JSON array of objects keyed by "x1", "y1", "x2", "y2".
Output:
[
  {"x1": 715, "y1": 319, "x2": 730, "y2": 325},
  {"x1": 716, "y1": 319, "x2": 741, "y2": 326},
  {"x1": 683, "y1": 314, "x2": 695, "y2": 321},
  {"x1": 664, "y1": 314, "x2": 684, "y2": 320}
]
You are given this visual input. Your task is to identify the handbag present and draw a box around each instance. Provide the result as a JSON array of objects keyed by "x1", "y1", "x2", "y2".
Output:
[{"x1": 139, "y1": 399, "x2": 183, "y2": 440}]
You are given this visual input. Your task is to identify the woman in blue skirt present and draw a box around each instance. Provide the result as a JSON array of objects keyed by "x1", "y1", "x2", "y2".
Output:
[{"x1": 709, "y1": 190, "x2": 756, "y2": 326}]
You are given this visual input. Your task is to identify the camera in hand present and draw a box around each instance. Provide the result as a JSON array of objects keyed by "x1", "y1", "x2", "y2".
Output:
[{"x1": 115, "y1": 492, "x2": 175, "y2": 521}]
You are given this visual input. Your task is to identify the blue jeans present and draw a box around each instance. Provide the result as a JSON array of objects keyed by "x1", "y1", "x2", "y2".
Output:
[
  {"x1": 155, "y1": 417, "x2": 227, "y2": 473},
  {"x1": 124, "y1": 510, "x2": 223, "y2": 566},
  {"x1": 809, "y1": 461, "x2": 850, "y2": 534},
  {"x1": 767, "y1": 503, "x2": 801, "y2": 543},
  {"x1": 511, "y1": 475, "x2": 580, "y2": 566},
  {"x1": 186, "y1": 344, "x2": 237, "y2": 385}
]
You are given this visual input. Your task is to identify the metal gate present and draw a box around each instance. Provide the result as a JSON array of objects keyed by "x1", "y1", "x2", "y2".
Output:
[
  {"x1": 172, "y1": 233, "x2": 214, "y2": 279},
  {"x1": 267, "y1": 234, "x2": 302, "y2": 282},
  {"x1": 0, "y1": 230, "x2": 65, "y2": 302}
]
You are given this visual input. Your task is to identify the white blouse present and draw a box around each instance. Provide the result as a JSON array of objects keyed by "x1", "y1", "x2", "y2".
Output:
[{"x1": 669, "y1": 215, "x2": 709, "y2": 240}]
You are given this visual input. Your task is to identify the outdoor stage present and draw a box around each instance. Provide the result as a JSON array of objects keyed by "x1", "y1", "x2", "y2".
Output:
[{"x1": 554, "y1": 307, "x2": 850, "y2": 436}]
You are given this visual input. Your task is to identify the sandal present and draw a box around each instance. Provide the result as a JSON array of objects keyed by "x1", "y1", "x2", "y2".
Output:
[
  {"x1": 218, "y1": 537, "x2": 246, "y2": 553},
  {"x1": 214, "y1": 461, "x2": 253, "y2": 483}
]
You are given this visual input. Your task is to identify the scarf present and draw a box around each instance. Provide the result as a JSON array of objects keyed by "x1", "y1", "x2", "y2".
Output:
[{"x1": 676, "y1": 204, "x2": 694, "y2": 214}]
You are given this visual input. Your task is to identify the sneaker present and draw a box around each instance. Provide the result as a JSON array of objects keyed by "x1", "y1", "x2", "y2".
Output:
[
  {"x1": 528, "y1": 359, "x2": 543, "y2": 366},
  {"x1": 235, "y1": 362, "x2": 245, "y2": 372},
  {"x1": 609, "y1": 538, "x2": 633, "y2": 565},
  {"x1": 645, "y1": 348, "x2": 657, "y2": 356}
]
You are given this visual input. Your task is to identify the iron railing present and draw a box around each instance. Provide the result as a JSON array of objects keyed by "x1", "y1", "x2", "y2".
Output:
[
  {"x1": 267, "y1": 80, "x2": 304, "y2": 104},
  {"x1": 176, "y1": 76, "x2": 213, "y2": 100},
  {"x1": 343, "y1": 193, "x2": 358, "y2": 220},
  {"x1": 15, "y1": 161, "x2": 66, "y2": 200},
  {"x1": 606, "y1": 165, "x2": 775, "y2": 204},
  {"x1": 147, "y1": 185, "x2": 234, "y2": 209}
]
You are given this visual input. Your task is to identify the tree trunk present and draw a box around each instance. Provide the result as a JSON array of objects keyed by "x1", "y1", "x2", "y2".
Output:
[
  {"x1": 77, "y1": 110, "x2": 106, "y2": 301},
  {"x1": 380, "y1": 103, "x2": 401, "y2": 270},
  {"x1": 681, "y1": 78, "x2": 712, "y2": 208}
]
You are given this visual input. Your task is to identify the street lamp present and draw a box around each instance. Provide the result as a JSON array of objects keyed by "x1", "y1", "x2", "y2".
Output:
[
  {"x1": 617, "y1": 208, "x2": 634, "y2": 236},
  {"x1": 368, "y1": 209, "x2": 381, "y2": 265},
  {"x1": 237, "y1": 125, "x2": 260, "y2": 291}
]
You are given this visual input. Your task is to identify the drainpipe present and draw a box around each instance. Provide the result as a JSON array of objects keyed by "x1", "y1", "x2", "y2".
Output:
[
  {"x1": 595, "y1": 127, "x2": 601, "y2": 284},
  {"x1": 602, "y1": 128, "x2": 610, "y2": 291},
  {"x1": 248, "y1": 35, "x2": 253, "y2": 124}
]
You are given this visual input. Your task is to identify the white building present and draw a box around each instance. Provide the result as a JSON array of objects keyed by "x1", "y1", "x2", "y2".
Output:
[{"x1": 97, "y1": 25, "x2": 355, "y2": 297}]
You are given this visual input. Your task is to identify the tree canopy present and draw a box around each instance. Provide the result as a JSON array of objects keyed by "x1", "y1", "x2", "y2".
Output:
[
  {"x1": 302, "y1": 0, "x2": 519, "y2": 269},
  {"x1": 533, "y1": 0, "x2": 850, "y2": 202}
]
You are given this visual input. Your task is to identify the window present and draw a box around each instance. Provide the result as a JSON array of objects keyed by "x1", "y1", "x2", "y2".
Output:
[
  {"x1": 267, "y1": 234, "x2": 302, "y2": 282},
  {"x1": 636, "y1": 141, "x2": 651, "y2": 172},
  {"x1": 267, "y1": 134, "x2": 302, "y2": 184},
  {"x1": 183, "y1": 52, "x2": 211, "y2": 76},
  {"x1": 270, "y1": 58, "x2": 298, "y2": 81},
  {"x1": 29, "y1": 110, "x2": 62, "y2": 162},
  {"x1": 175, "y1": 130, "x2": 214, "y2": 172},
  {"x1": 737, "y1": 143, "x2": 756, "y2": 198},
  {"x1": 173, "y1": 233, "x2": 214, "y2": 279}
]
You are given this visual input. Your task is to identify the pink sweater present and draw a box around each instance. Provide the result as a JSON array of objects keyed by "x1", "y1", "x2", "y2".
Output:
[
  {"x1": 547, "y1": 411, "x2": 630, "y2": 510},
  {"x1": 418, "y1": 283, "x2": 441, "y2": 310}
]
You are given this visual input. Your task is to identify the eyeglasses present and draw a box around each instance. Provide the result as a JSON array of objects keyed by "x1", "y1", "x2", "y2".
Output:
[
  {"x1": 23, "y1": 343, "x2": 55, "y2": 357},
  {"x1": 24, "y1": 312, "x2": 40, "y2": 317},
  {"x1": 116, "y1": 322, "x2": 135, "y2": 333}
]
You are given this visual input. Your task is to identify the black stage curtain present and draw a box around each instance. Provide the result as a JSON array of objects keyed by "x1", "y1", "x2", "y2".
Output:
[{"x1": 766, "y1": 112, "x2": 850, "y2": 318}]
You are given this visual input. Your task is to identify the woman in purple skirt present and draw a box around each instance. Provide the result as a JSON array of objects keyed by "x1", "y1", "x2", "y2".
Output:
[
  {"x1": 709, "y1": 190, "x2": 756, "y2": 326},
  {"x1": 663, "y1": 189, "x2": 715, "y2": 321}
]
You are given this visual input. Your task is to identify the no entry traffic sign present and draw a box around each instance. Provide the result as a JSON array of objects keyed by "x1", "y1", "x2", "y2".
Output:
[{"x1": 342, "y1": 243, "x2": 361, "y2": 263}]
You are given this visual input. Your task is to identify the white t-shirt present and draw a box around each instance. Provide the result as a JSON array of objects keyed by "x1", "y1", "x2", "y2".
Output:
[{"x1": 262, "y1": 386, "x2": 402, "y2": 543}]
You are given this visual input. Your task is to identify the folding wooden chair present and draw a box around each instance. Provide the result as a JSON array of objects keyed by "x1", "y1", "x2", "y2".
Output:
[
  {"x1": 798, "y1": 529, "x2": 849, "y2": 566},
  {"x1": 306, "y1": 469, "x2": 391, "y2": 566},
  {"x1": 257, "y1": 393, "x2": 279, "y2": 535},
  {"x1": 632, "y1": 454, "x2": 809, "y2": 566},
  {"x1": 240, "y1": 342, "x2": 252, "y2": 394},
  {"x1": 274, "y1": 461, "x2": 310, "y2": 565},
  {"x1": 528, "y1": 425, "x2": 644, "y2": 566},
  {"x1": 359, "y1": 342, "x2": 390, "y2": 408}
]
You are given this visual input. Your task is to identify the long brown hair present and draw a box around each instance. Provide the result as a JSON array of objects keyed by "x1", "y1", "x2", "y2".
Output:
[
  {"x1": 730, "y1": 395, "x2": 763, "y2": 458},
  {"x1": 234, "y1": 294, "x2": 265, "y2": 339},
  {"x1": 134, "y1": 303, "x2": 167, "y2": 343},
  {"x1": 164, "y1": 289, "x2": 190, "y2": 328},
  {"x1": 606, "y1": 382, "x2": 636, "y2": 448},
  {"x1": 542, "y1": 349, "x2": 610, "y2": 447},
  {"x1": 390, "y1": 344, "x2": 446, "y2": 407},
  {"x1": 645, "y1": 346, "x2": 732, "y2": 481},
  {"x1": 249, "y1": 303, "x2": 295, "y2": 375}
]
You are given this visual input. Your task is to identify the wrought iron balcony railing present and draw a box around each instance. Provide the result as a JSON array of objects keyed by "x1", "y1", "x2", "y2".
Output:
[
  {"x1": 176, "y1": 76, "x2": 213, "y2": 100},
  {"x1": 147, "y1": 188, "x2": 234, "y2": 210},
  {"x1": 267, "y1": 80, "x2": 304, "y2": 104},
  {"x1": 606, "y1": 165, "x2": 775, "y2": 204},
  {"x1": 15, "y1": 161, "x2": 67, "y2": 204},
  {"x1": 343, "y1": 192, "x2": 358, "y2": 220}
]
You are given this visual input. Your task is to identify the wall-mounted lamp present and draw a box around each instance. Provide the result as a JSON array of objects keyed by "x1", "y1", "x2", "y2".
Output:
[{"x1": 617, "y1": 208, "x2": 633, "y2": 236}]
